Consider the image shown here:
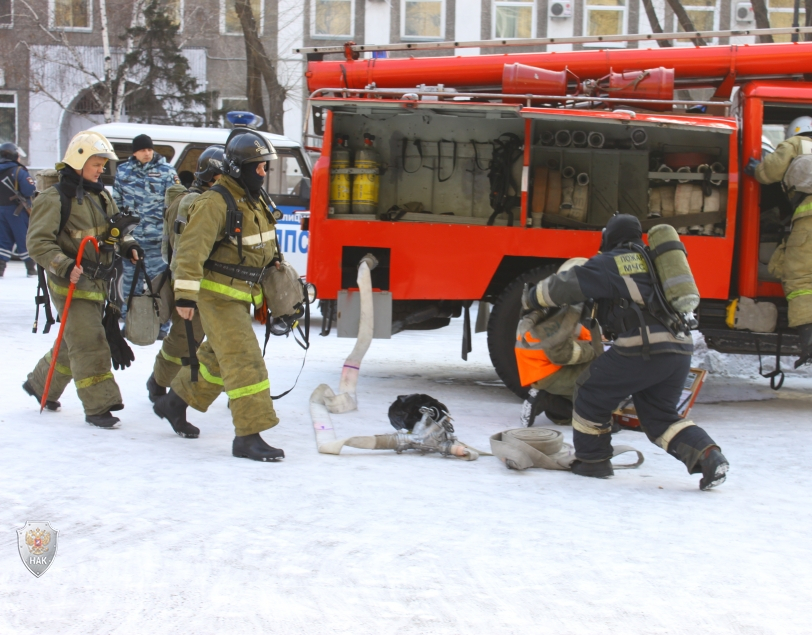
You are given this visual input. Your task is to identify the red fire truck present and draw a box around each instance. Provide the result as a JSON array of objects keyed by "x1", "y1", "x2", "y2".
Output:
[{"x1": 299, "y1": 27, "x2": 812, "y2": 396}]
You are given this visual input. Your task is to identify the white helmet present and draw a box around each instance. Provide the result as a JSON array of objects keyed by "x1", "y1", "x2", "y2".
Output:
[
  {"x1": 558, "y1": 257, "x2": 588, "y2": 274},
  {"x1": 787, "y1": 116, "x2": 812, "y2": 138},
  {"x1": 58, "y1": 130, "x2": 117, "y2": 171}
]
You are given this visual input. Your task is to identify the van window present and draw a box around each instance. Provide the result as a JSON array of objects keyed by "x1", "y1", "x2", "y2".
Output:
[
  {"x1": 111, "y1": 143, "x2": 176, "y2": 163},
  {"x1": 174, "y1": 145, "x2": 209, "y2": 188},
  {"x1": 266, "y1": 151, "x2": 307, "y2": 199}
]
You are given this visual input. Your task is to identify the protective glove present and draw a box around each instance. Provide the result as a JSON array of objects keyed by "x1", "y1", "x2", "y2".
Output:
[
  {"x1": 521, "y1": 282, "x2": 543, "y2": 313},
  {"x1": 102, "y1": 303, "x2": 135, "y2": 370},
  {"x1": 744, "y1": 157, "x2": 761, "y2": 177},
  {"x1": 125, "y1": 243, "x2": 145, "y2": 261}
]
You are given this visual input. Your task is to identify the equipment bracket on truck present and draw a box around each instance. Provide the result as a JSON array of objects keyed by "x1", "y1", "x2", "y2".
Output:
[{"x1": 302, "y1": 29, "x2": 812, "y2": 393}]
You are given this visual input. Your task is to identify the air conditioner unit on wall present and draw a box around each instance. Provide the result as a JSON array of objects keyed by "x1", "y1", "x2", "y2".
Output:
[
  {"x1": 735, "y1": 2, "x2": 755, "y2": 23},
  {"x1": 549, "y1": 1, "x2": 572, "y2": 19}
]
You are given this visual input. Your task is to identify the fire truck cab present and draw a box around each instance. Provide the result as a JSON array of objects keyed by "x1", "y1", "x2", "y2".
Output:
[{"x1": 301, "y1": 30, "x2": 812, "y2": 396}]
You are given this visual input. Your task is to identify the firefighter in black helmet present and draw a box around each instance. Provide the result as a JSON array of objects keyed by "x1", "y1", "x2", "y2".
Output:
[
  {"x1": 147, "y1": 145, "x2": 225, "y2": 403},
  {"x1": 152, "y1": 129, "x2": 286, "y2": 461}
]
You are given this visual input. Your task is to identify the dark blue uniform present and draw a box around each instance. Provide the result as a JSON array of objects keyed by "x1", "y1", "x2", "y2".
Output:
[
  {"x1": 0, "y1": 159, "x2": 36, "y2": 271},
  {"x1": 534, "y1": 216, "x2": 724, "y2": 480}
]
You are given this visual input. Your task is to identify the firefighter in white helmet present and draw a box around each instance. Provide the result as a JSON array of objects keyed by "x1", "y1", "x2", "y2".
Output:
[
  {"x1": 23, "y1": 130, "x2": 143, "y2": 428},
  {"x1": 747, "y1": 115, "x2": 812, "y2": 367}
]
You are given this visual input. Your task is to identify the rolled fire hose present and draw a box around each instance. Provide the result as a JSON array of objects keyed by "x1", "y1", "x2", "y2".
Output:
[
  {"x1": 572, "y1": 130, "x2": 588, "y2": 148},
  {"x1": 560, "y1": 165, "x2": 576, "y2": 211},
  {"x1": 710, "y1": 162, "x2": 726, "y2": 186},
  {"x1": 322, "y1": 253, "x2": 379, "y2": 413},
  {"x1": 555, "y1": 130, "x2": 572, "y2": 147},
  {"x1": 588, "y1": 132, "x2": 605, "y2": 148},
  {"x1": 676, "y1": 166, "x2": 693, "y2": 184},
  {"x1": 648, "y1": 187, "x2": 662, "y2": 218},
  {"x1": 657, "y1": 164, "x2": 674, "y2": 183},
  {"x1": 570, "y1": 173, "x2": 589, "y2": 222},
  {"x1": 631, "y1": 128, "x2": 648, "y2": 147},
  {"x1": 310, "y1": 384, "x2": 480, "y2": 460},
  {"x1": 489, "y1": 428, "x2": 644, "y2": 472},
  {"x1": 540, "y1": 130, "x2": 555, "y2": 146}
]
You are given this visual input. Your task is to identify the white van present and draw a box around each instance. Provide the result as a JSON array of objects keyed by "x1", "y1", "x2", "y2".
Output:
[{"x1": 89, "y1": 122, "x2": 312, "y2": 273}]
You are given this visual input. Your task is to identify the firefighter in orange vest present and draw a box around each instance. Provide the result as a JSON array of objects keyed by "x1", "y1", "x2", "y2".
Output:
[{"x1": 516, "y1": 258, "x2": 600, "y2": 427}]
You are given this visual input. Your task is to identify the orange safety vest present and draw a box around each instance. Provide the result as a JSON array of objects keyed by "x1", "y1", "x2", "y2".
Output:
[{"x1": 515, "y1": 324, "x2": 592, "y2": 388}]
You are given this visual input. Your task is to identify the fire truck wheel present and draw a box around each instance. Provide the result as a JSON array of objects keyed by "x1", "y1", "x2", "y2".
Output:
[{"x1": 487, "y1": 264, "x2": 560, "y2": 399}]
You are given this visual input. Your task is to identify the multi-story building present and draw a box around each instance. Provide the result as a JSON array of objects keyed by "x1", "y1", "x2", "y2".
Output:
[{"x1": 0, "y1": 0, "x2": 793, "y2": 168}]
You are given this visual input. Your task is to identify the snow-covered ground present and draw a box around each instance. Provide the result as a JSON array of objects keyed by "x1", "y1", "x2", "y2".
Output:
[{"x1": 1, "y1": 258, "x2": 810, "y2": 634}]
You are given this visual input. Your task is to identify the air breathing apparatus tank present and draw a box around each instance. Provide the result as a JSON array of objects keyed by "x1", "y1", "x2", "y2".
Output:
[
  {"x1": 647, "y1": 224, "x2": 700, "y2": 313},
  {"x1": 329, "y1": 134, "x2": 351, "y2": 214},
  {"x1": 351, "y1": 133, "x2": 380, "y2": 215}
]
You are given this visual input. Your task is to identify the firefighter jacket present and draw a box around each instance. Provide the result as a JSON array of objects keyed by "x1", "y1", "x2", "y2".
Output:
[
  {"x1": 27, "y1": 178, "x2": 137, "y2": 302},
  {"x1": 534, "y1": 247, "x2": 694, "y2": 357},
  {"x1": 755, "y1": 134, "x2": 812, "y2": 222},
  {"x1": 172, "y1": 174, "x2": 279, "y2": 307},
  {"x1": 515, "y1": 305, "x2": 595, "y2": 387}
]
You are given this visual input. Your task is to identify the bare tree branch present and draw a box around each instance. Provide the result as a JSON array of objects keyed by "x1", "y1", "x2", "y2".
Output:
[
  {"x1": 750, "y1": 0, "x2": 775, "y2": 43},
  {"x1": 665, "y1": 0, "x2": 707, "y2": 46},
  {"x1": 640, "y1": 0, "x2": 673, "y2": 47}
]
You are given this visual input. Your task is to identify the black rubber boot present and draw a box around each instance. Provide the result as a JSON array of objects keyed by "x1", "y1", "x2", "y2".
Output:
[
  {"x1": 698, "y1": 447, "x2": 729, "y2": 491},
  {"x1": 26, "y1": 260, "x2": 36, "y2": 277},
  {"x1": 22, "y1": 380, "x2": 61, "y2": 411},
  {"x1": 795, "y1": 323, "x2": 812, "y2": 369},
  {"x1": 232, "y1": 433, "x2": 284, "y2": 461},
  {"x1": 153, "y1": 390, "x2": 199, "y2": 438},
  {"x1": 571, "y1": 458, "x2": 614, "y2": 479},
  {"x1": 0, "y1": 260, "x2": 5, "y2": 277},
  {"x1": 86, "y1": 411, "x2": 121, "y2": 428},
  {"x1": 146, "y1": 373, "x2": 167, "y2": 404}
]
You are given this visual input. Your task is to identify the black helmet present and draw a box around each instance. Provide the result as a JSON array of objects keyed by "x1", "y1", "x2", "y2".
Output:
[
  {"x1": 222, "y1": 129, "x2": 276, "y2": 179},
  {"x1": 194, "y1": 145, "x2": 225, "y2": 183},
  {"x1": 601, "y1": 213, "x2": 643, "y2": 251},
  {"x1": 0, "y1": 142, "x2": 20, "y2": 162}
]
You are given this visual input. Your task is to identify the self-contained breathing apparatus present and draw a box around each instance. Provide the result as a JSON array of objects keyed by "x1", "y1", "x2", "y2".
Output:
[{"x1": 32, "y1": 185, "x2": 140, "y2": 334}]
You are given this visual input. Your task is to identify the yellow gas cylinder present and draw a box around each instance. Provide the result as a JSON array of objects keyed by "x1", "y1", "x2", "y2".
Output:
[
  {"x1": 329, "y1": 135, "x2": 352, "y2": 214},
  {"x1": 351, "y1": 133, "x2": 380, "y2": 215}
]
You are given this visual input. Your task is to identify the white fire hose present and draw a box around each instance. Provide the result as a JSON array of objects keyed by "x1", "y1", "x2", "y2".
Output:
[
  {"x1": 311, "y1": 385, "x2": 480, "y2": 460},
  {"x1": 321, "y1": 253, "x2": 378, "y2": 414},
  {"x1": 489, "y1": 428, "x2": 644, "y2": 471}
]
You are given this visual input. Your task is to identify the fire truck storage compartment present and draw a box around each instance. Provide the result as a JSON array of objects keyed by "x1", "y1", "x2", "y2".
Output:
[
  {"x1": 529, "y1": 116, "x2": 732, "y2": 234},
  {"x1": 329, "y1": 107, "x2": 524, "y2": 223}
]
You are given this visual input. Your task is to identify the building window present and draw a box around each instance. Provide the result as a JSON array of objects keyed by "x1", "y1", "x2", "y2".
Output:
[
  {"x1": 312, "y1": 0, "x2": 353, "y2": 38},
  {"x1": 51, "y1": 0, "x2": 91, "y2": 30},
  {"x1": 0, "y1": 93, "x2": 17, "y2": 144},
  {"x1": 1, "y1": 0, "x2": 12, "y2": 27},
  {"x1": 585, "y1": 0, "x2": 626, "y2": 38},
  {"x1": 221, "y1": 0, "x2": 263, "y2": 35},
  {"x1": 493, "y1": 0, "x2": 534, "y2": 39},
  {"x1": 676, "y1": 0, "x2": 717, "y2": 44},
  {"x1": 163, "y1": 0, "x2": 183, "y2": 28},
  {"x1": 768, "y1": 0, "x2": 804, "y2": 42},
  {"x1": 401, "y1": 0, "x2": 444, "y2": 40}
]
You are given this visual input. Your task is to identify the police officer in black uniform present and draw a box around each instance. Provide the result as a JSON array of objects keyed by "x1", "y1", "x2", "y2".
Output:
[
  {"x1": 0, "y1": 142, "x2": 37, "y2": 277},
  {"x1": 524, "y1": 214, "x2": 729, "y2": 490}
]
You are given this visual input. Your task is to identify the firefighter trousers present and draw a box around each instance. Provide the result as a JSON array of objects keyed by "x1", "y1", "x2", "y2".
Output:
[
  {"x1": 571, "y1": 348, "x2": 717, "y2": 472},
  {"x1": 171, "y1": 292, "x2": 279, "y2": 437},
  {"x1": 152, "y1": 305, "x2": 205, "y2": 388},
  {"x1": 27, "y1": 293, "x2": 123, "y2": 416},
  {"x1": 784, "y1": 215, "x2": 812, "y2": 328}
]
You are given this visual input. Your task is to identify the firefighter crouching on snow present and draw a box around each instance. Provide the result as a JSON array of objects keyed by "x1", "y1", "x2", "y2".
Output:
[
  {"x1": 23, "y1": 131, "x2": 143, "y2": 428},
  {"x1": 152, "y1": 129, "x2": 286, "y2": 461},
  {"x1": 748, "y1": 116, "x2": 812, "y2": 367},
  {"x1": 515, "y1": 258, "x2": 600, "y2": 428},
  {"x1": 523, "y1": 214, "x2": 729, "y2": 490},
  {"x1": 146, "y1": 145, "x2": 225, "y2": 403}
]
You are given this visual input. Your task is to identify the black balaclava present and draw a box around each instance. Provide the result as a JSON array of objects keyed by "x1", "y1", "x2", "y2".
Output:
[
  {"x1": 59, "y1": 165, "x2": 105, "y2": 203},
  {"x1": 601, "y1": 214, "x2": 644, "y2": 251},
  {"x1": 239, "y1": 160, "x2": 267, "y2": 196}
]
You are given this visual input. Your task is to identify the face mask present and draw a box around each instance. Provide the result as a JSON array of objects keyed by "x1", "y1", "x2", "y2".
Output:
[{"x1": 239, "y1": 162, "x2": 266, "y2": 193}]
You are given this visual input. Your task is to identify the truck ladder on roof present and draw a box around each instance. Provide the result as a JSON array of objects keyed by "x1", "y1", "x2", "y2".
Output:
[{"x1": 295, "y1": 26, "x2": 812, "y2": 59}]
